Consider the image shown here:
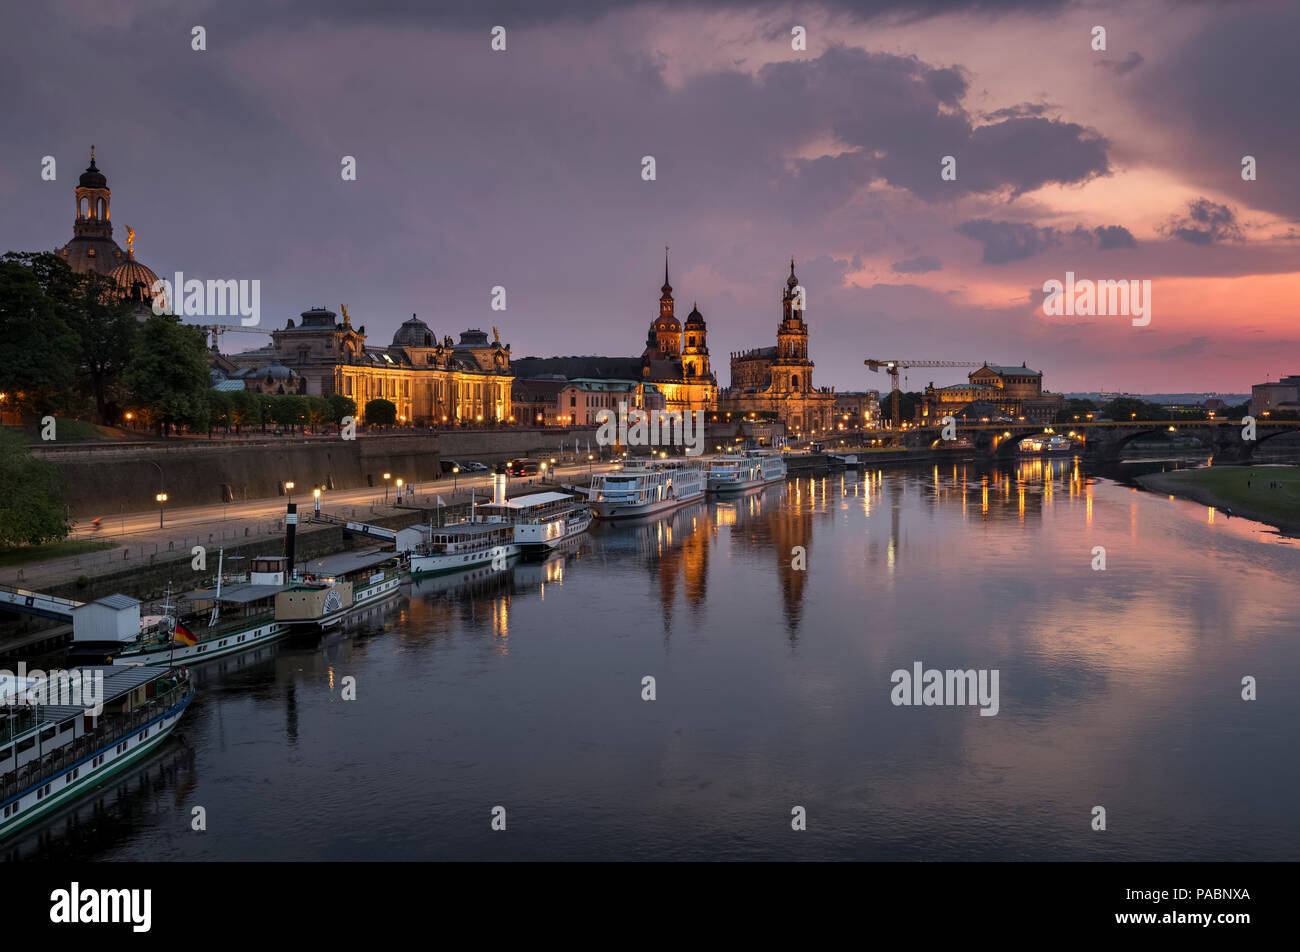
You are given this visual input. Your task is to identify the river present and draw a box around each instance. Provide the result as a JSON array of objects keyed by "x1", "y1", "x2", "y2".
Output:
[{"x1": 7, "y1": 457, "x2": 1299, "y2": 861}]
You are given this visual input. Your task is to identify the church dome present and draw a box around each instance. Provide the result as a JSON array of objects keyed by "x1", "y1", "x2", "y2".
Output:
[
  {"x1": 787, "y1": 259, "x2": 800, "y2": 288},
  {"x1": 79, "y1": 152, "x2": 107, "y2": 189},
  {"x1": 654, "y1": 315, "x2": 681, "y2": 333},
  {"x1": 685, "y1": 302, "x2": 704, "y2": 325},
  {"x1": 393, "y1": 314, "x2": 433, "y2": 347},
  {"x1": 108, "y1": 253, "x2": 161, "y2": 304}
]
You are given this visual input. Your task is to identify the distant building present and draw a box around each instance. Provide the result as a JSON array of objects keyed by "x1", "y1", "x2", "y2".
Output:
[
  {"x1": 58, "y1": 147, "x2": 163, "y2": 316},
  {"x1": 715, "y1": 260, "x2": 835, "y2": 437},
  {"x1": 225, "y1": 309, "x2": 513, "y2": 424},
  {"x1": 512, "y1": 376, "x2": 664, "y2": 426},
  {"x1": 920, "y1": 363, "x2": 1064, "y2": 424},
  {"x1": 510, "y1": 252, "x2": 717, "y2": 414},
  {"x1": 1251, "y1": 375, "x2": 1300, "y2": 417},
  {"x1": 833, "y1": 391, "x2": 881, "y2": 429}
]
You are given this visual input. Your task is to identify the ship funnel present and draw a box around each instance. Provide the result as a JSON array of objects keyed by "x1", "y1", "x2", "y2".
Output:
[
  {"x1": 285, "y1": 502, "x2": 298, "y2": 576},
  {"x1": 492, "y1": 471, "x2": 507, "y2": 506}
]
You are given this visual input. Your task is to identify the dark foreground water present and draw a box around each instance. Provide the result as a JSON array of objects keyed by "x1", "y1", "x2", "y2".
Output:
[{"x1": 7, "y1": 458, "x2": 1300, "y2": 861}]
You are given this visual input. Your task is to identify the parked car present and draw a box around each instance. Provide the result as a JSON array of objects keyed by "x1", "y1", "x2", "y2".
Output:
[
  {"x1": 463, "y1": 461, "x2": 489, "y2": 472},
  {"x1": 440, "y1": 459, "x2": 462, "y2": 474}
]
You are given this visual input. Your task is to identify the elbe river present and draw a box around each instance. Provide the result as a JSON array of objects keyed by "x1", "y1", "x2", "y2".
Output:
[{"x1": 8, "y1": 457, "x2": 1299, "y2": 861}]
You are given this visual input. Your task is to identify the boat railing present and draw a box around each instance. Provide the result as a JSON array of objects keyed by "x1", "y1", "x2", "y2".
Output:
[{"x1": 0, "y1": 679, "x2": 193, "y2": 802}]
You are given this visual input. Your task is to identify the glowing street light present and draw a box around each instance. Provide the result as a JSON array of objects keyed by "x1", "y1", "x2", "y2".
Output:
[
  {"x1": 155, "y1": 492, "x2": 168, "y2": 528},
  {"x1": 313, "y1": 487, "x2": 321, "y2": 516},
  {"x1": 283, "y1": 481, "x2": 295, "y2": 505},
  {"x1": 396, "y1": 477, "x2": 404, "y2": 503},
  {"x1": 383, "y1": 472, "x2": 391, "y2": 502}
]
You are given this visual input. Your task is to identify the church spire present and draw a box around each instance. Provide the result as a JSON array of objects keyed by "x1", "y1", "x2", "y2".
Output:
[{"x1": 662, "y1": 245, "x2": 671, "y2": 294}]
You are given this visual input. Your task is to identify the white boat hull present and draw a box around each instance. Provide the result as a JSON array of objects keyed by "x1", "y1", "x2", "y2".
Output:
[
  {"x1": 590, "y1": 491, "x2": 704, "y2": 519},
  {"x1": 412, "y1": 543, "x2": 521, "y2": 576}
]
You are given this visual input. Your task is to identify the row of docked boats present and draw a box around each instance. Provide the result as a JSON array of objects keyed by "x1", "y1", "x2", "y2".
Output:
[{"x1": 1, "y1": 452, "x2": 788, "y2": 841}]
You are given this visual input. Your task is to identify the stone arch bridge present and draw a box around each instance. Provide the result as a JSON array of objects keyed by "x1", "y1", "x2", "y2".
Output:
[{"x1": 903, "y1": 420, "x2": 1300, "y2": 462}]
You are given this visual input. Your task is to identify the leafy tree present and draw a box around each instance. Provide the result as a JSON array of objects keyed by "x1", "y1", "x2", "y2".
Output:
[
  {"x1": 228, "y1": 389, "x2": 258, "y2": 433},
  {"x1": 1102, "y1": 397, "x2": 1165, "y2": 422},
  {"x1": 881, "y1": 391, "x2": 922, "y2": 427},
  {"x1": 124, "y1": 313, "x2": 210, "y2": 436},
  {"x1": 67, "y1": 271, "x2": 138, "y2": 424},
  {"x1": 364, "y1": 398, "x2": 397, "y2": 427},
  {"x1": 0, "y1": 254, "x2": 79, "y2": 417},
  {"x1": 208, "y1": 389, "x2": 233, "y2": 435},
  {"x1": 1053, "y1": 397, "x2": 1098, "y2": 423},
  {"x1": 271, "y1": 394, "x2": 308, "y2": 433},
  {"x1": 306, "y1": 395, "x2": 331, "y2": 432},
  {"x1": 327, "y1": 393, "x2": 357, "y2": 427},
  {"x1": 0, "y1": 428, "x2": 69, "y2": 549},
  {"x1": 255, "y1": 393, "x2": 276, "y2": 433}
]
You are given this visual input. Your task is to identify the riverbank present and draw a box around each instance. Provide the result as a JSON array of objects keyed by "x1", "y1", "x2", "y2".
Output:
[{"x1": 1136, "y1": 465, "x2": 1300, "y2": 535}]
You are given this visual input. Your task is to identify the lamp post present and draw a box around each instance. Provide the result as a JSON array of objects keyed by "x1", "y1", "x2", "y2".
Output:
[
  {"x1": 396, "y1": 478, "x2": 404, "y2": 504},
  {"x1": 452, "y1": 466, "x2": 459, "y2": 491},
  {"x1": 155, "y1": 492, "x2": 167, "y2": 529},
  {"x1": 284, "y1": 481, "x2": 295, "y2": 505},
  {"x1": 383, "y1": 472, "x2": 391, "y2": 503},
  {"x1": 313, "y1": 487, "x2": 321, "y2": 517}
]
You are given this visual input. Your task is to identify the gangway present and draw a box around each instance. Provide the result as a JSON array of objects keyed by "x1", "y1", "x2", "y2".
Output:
[
  {"x1": 312, "y1": 511, "x2": 397, "y2": 543},
  {"x1": 0, "y1": 584, "x2": 84, "y2": 622}
]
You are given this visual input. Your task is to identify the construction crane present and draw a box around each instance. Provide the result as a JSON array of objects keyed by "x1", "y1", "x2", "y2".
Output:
[
  {"x1": 864, "y1": 359, "x2": 986, "y2": 428},
  {"x1": 199, "y1": 324, "x2": 275, "y2": 351}
]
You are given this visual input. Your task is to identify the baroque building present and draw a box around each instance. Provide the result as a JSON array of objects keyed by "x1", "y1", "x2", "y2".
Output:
[
  {"x1": 225, "y1": 308, "x2": 513, "y2": 425},
  {"x1": 919, "y1": 364, "x2": 1064, "y2": 424},
  {"x1": 511, "y1": 251, "x2": 717, "y2": 415},
  {"x1": 715, "y1": 260, "x2": 835, "y2": 436},
  {"x1": 58, "y1": 147, "x2": 162, "y2": 314}
]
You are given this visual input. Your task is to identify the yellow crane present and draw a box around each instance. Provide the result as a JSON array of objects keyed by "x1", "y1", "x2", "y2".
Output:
[{"x1": 865, "y1": 359, "x2": 986, "y2": 428}]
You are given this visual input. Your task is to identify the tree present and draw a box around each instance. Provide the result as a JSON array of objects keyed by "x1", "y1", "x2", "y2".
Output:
[
  {"x1": 0, "y1": 429, "x2": 69, "y2": 549},
  {"x1": 0, "y1": 253, "x2": 79, "y2": 418},
  {"x1": 208, "y1": 389, "x2": 233, "y2": 435},
  {"x1": 306, "y1": 395, "x2": 331, "y2": 432},
  {"x1": 1054, "y1": 397, "x2": 1098, "y2": 423},
  {"x1": 1102, "y1": 397, "x2": 1164, "y2": 422},
  {"x1": 229, "y1": 389, "x2": 258, "y2": 433},
  {"x1": 364, "y1": 398, "x2": 397, "y2": 427},
  {"x1": 124, "y1": 313, "x2": 211, "y2": 436},
  {"x1": 255, "y1": 393, "x2": 276, "y2": 433},
  {"x1": 327, "y1": 393, "x2": 356, "y2": 428},
  {"x1": 64, "y1": 271, "x2": 138, "y2": 424},
  {"x1": 270, "y1": 394, "x2": 308, "y2": 433}
]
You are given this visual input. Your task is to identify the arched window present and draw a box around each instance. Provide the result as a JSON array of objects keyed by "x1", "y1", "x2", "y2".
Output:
[{"x1": 791, "y1": 373, "x2": 800, "y2": 390}]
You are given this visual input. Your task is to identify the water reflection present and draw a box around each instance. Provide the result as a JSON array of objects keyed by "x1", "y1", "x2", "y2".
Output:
[{"x1": 7, "y1": 460, "x2": 1299, "y2": 861}]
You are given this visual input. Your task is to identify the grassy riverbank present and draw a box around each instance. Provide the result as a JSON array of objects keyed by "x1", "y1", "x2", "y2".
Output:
[
  {"x1": 1136, "y1": 465, "x2": 1300, "y2": 534},
  {"x1": 0, "y1": 539, "x2": 114, "y2": 569}
]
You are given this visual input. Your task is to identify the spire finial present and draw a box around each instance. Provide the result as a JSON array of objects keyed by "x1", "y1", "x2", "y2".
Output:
[
  {"x1": 126, "y1": 225, "x2": 135, "y2": 256},
  {"x1": 665, "y1": 245, "x2": 670, "y2": 285}
]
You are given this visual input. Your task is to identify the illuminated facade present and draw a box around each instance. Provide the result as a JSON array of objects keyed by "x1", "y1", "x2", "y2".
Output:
[
  {"x1": 919, "y1": 364, "x2": 1064, "y2": 424},
  {"x1": 716, "y1": 260, "x2": 835, "y2": 436},
  {"x1": 227, "y1": 310, "x2": 513, "y2": 424}
]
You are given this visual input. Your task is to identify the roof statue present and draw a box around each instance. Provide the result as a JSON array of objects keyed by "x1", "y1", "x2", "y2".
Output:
[
  {"x1": 493, "y1": 326, "x2": 501, "y2": 345},
  {"x1": 340, "y1": 304, "x2": 351, "y2": 324},
  {"x1": 126, "y1": 226, "x2": 135, "y2": 255}
]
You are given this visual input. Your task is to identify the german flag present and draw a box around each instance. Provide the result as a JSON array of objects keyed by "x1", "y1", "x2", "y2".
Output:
[{"x1": 172, "y1": 623, "x2": 198, "y2": 647}]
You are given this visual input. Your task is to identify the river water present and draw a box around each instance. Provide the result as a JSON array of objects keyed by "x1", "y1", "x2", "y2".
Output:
[{"x1": 7, "y1": 457, "x2": 1299, "y2": 861}]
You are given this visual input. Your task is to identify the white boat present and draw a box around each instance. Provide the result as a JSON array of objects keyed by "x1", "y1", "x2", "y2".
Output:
[
  {"x1": 1, "y1": 665, "x2": 194, "y2": 842},
  {"x1": 585, "y1": 460, "x2": 706, "y2": 519},
  {"x1": 410, "y1": 521, "x2": 519, "y2": 577},
  {"x1": 68, "y1": 555, "x2": 294, "y2": 667},
  {"x1": 468, "y1": 472, "x2": 592, "y2": 556},
  {"x1": 706, "y1": 452, "x2": 787, "y2": 494}
]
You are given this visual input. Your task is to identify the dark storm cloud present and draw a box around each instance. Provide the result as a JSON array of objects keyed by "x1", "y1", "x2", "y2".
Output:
[
  {"x1": 1163, "y1": 199, "x2": 1244, "y2": 245},
  {"x1": 1094, "y1": 225, "x2": 1137, "y2": 249},
  {"x1": 1094, "y1": 51, "x2": 1144, "y2": 75},
  {"x1": 191, "y1": 0, "x2": 1074, "y2": 32},
  {"x1": 1133, "y1": 0, "x2": 1300, "y2": 218},
  {"x1": 981, "y1": 102, "x2": 1055, "y2": 122},
  {"x1": 891, "y1": 255, "x2": 943, "y2": 273},
  {"x1": 955, "y1": 220, "x2": 1062, "y2": 263}
]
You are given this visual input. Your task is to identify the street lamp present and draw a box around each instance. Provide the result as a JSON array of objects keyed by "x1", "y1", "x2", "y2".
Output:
[
  {"x1": 452, "y1": 465, "x2": 459, "y2": 491},
  {"x1": 313, "y1": 487, "x2": 321, "y2": 516},
  {"x1": 284, "y1": 481, "x2": 295, "y2": 505},
  {"x1": 396, "y1": 478, "x2": 404, "y2": 503},
  {"x1": 155, "y1": 492, "x2": 167, "y2": 528},
  {"x1": 383, "y1": 472, "x2": 391, "y2": 502}
]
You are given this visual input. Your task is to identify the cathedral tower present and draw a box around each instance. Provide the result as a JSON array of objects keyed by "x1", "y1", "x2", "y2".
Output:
[{"x1": 648, "y1": 247, "x2": 682, "y2": 357}]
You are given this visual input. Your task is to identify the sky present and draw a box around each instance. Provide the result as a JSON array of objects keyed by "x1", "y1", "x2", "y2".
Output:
[{"x1": 0, "y1": 0, "x2": 1295, "y2": 394}]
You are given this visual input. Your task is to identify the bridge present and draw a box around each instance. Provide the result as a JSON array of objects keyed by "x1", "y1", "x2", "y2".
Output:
[
  {"x1": 901, "y1": 419, "x2": 1300, "y2": 461},
  {"x1": 0, "y1": 584, "x2": 83, "y2": 622}
]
